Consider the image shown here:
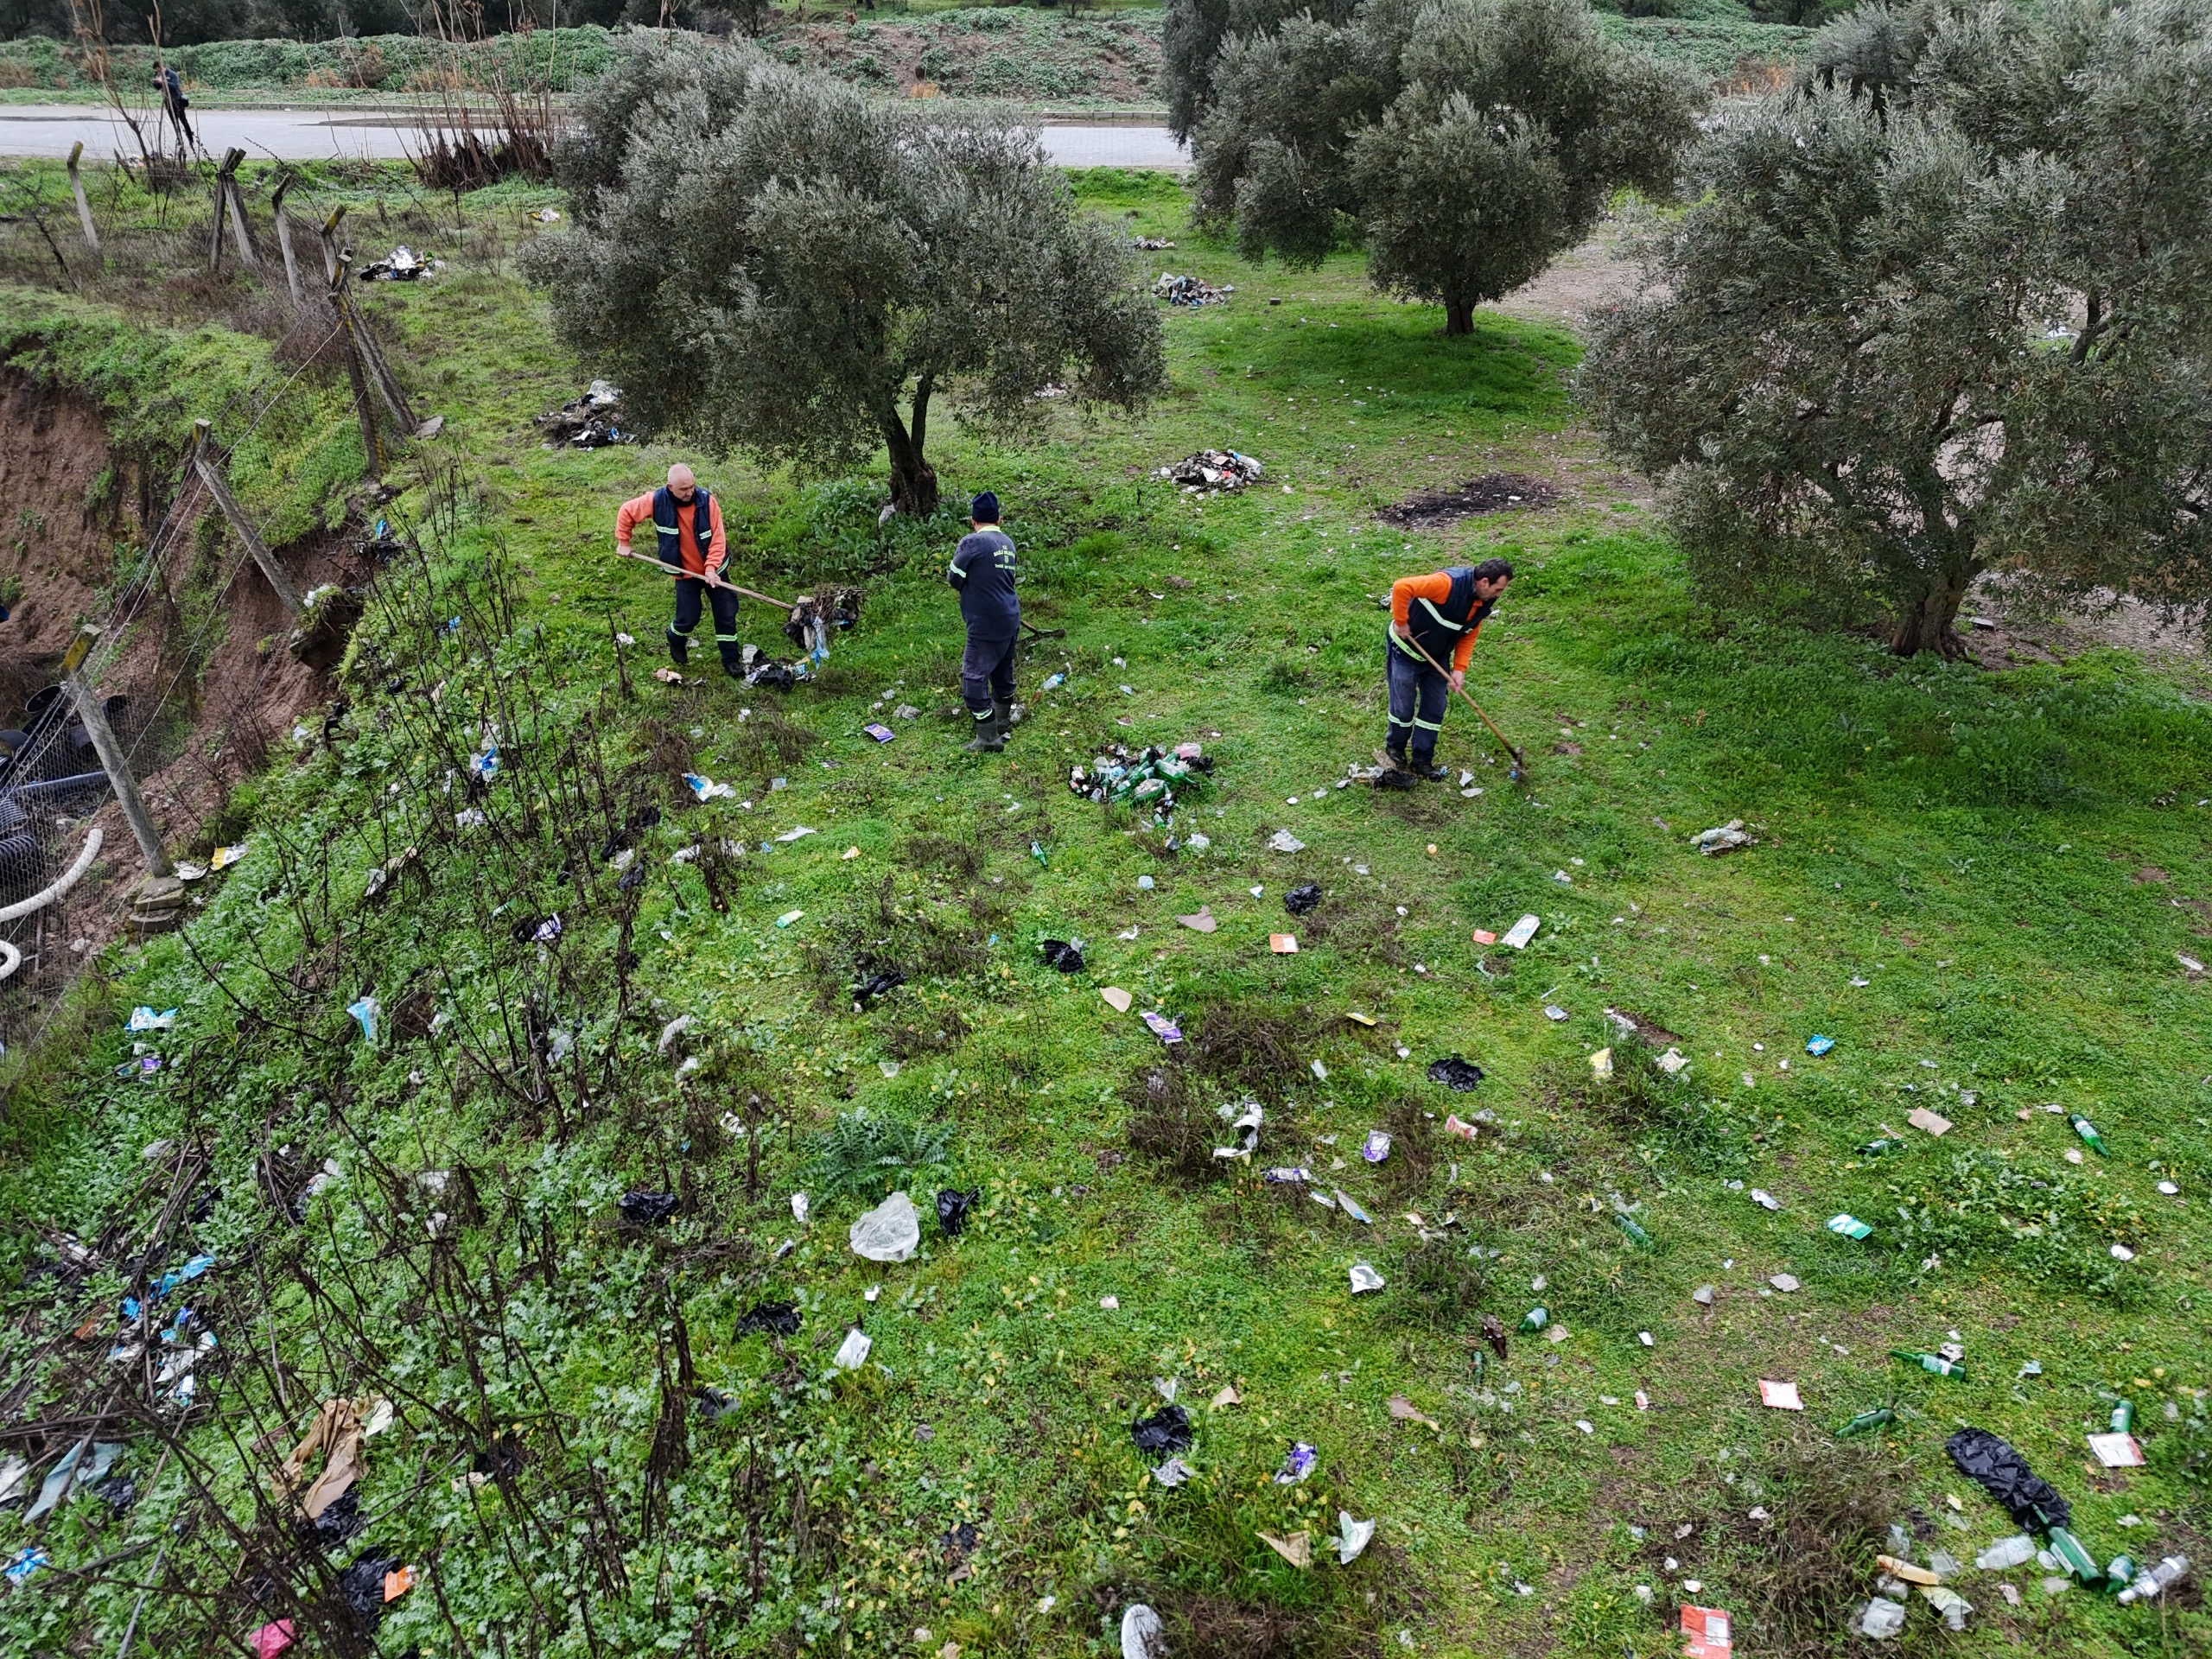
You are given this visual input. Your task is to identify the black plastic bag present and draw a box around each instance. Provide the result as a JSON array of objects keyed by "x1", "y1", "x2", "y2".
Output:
[
  {"x1": 737, "y1": 1299, "x2": 802, "y2": 1338},
  {"x1": 312, "y1": 1487, "x2": 365, "y2": 1548},
  {"x1": 1947, "y1": 1427, "x2": 2070, "y2": 1531},
  {"x1": 474, "y1": 1435, "x2": 525, "y2": 1478},
  {"x1": 937, "y1": 1189, "x2": 979, "y2": 1236},
  {"x1": 1427, "y1": 1056, "x2": 1484, "y2": 1092},
  {"x1": 619, "y1": 1190, "x2": 678, "y2": 1226},
  {"x1": 1285, "y1": 883, "x2": 1322, "y2": 916},
  {"x1": 340, "y1": 1552, "x2": 400, "y2": 1619},
  {"x1": 854, "y1": 968, "x2": 906, "y2": 1004},
  {"x1": 1130, "y1": 1405, "x2": 1192, "y2": 1454},
  {"x1": 1039, "y1": 939, "x2": 1086, "y2": 974}
]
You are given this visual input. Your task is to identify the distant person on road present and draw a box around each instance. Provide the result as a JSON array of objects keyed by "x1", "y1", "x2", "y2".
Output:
[
  {"x1": 613, "y1": 464, "x2": 741, "y2": 677},
  {"x1": 948, "y1": 492, "x2": 1018, "y2": 753},
  {"x1": 154, "y1": 64, "x2": 194, "y2": 149},
  {"x1": 1382, "y1": 556, "x2": 1512, "y2": 781}
]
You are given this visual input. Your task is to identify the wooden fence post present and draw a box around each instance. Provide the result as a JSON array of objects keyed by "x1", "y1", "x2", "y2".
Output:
[
  {"x1": 270, "y1": 170, "x2": 302, "y2": 306},
  {"x1": 320, "y1": 207, "x2": 385, "y2": 479},
  {"x1": 219, "y1": 147, "x2": 260, "y2": 269},
  {"x1": 65, "y1": 142, "x2": 99, "y2": 261},
  {"x1": 191, "y1": 420, "x2": 304, "y2": 619},
  {"x1": 60, "y1": 626, "x2": 172, "y2": 880}
]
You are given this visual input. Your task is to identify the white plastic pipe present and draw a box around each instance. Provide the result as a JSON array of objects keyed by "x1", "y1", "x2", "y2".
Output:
[{"x1": 0, "y1": 823, "x2": 104, "y2": 925}]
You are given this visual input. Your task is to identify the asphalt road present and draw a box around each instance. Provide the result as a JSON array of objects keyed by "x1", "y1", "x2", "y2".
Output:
[{"x1": 0, "y1": 105, "x2": 1189, "y2": 168}]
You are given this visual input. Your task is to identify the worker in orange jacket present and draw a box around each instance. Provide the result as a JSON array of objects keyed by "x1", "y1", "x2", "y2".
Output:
[
  {"x1": 1384, "y1": 556, "x2": 1512, "y2": 779},
  {"x1": 614, "y1": 464, "x2": 739, "y2": 676}
]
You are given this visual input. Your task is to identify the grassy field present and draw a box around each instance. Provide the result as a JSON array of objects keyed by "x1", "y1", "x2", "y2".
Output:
[{"x1": 0, "y1": 160, "x2": 2208, "y2": 1659}]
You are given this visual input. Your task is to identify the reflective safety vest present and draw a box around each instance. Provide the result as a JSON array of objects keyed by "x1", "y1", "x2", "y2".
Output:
[
  {"x1": 1393, "y1": 566, "x2": 1495, "y2": 667},
  {"x1": 652, "y1": 486, "x2": 715, "y2": 571}
]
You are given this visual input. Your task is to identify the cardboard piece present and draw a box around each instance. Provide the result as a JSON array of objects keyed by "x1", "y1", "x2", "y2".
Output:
[
  {"x1": 2088, "y1": 1432, "x2": 2145, "y2": 1469},
  {"x1": 1269, "y1": 933, "x2": 1298, "y2": 954},
  {"x1": 1679, "y1": 1605, "x2": 1732, "y2": 1659},
  {"x1": 1908, "y1": 1106, "x2": 1953, "y2": 1137},
  {"x1": 1101, "y1": 987, "x2": 1134, "y2": 1014},
  {"x1": 1758, "y1": 1379, "x2": 1804, "y2": 1411}
]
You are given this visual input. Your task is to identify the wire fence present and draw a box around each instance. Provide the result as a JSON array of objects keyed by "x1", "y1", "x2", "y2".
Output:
[{"x1": 0, "y1": 164, "x2": 376, "y2": 1047}]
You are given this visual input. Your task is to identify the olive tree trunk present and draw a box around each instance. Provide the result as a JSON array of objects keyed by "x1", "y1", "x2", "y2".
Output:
[{"x1": 880, "y1": 372, "x2": 939, "y2": 518}]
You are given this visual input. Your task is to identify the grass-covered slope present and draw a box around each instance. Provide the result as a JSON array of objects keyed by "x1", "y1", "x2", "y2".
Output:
[{"x1": 0, "y1": 165, "x2": 2206, "y2": 1659}]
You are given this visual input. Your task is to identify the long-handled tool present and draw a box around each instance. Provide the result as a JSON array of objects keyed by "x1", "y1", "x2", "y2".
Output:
[
  {"x1": 1398, "y1": 631, "x2": 1527, "y2": 780},
  {"x1": 614, "y1": 547, "x2": 792, "y2": 613},
  {"x1": 1020, "y1": 618, "x2": 1067, "y2": 640}
]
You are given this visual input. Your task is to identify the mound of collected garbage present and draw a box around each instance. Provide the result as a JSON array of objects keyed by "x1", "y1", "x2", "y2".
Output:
[
  {"x1": 1152, "y1": 272, "x2": 1232, "y2": 306},
  {"x1": 1155, "y1": 449, "x2": 1264, "y2": 493},
  {"x1": 535, "y1": 381, "x2": 632, "y2": 448},
  {"x1": 1070, "y1": 741, "x2": 1214, "y2": 816}
]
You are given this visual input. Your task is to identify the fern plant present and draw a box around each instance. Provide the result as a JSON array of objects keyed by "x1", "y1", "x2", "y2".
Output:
[{"x1": 804, "y1": 1111, "x2": 955, "y2": 1201}]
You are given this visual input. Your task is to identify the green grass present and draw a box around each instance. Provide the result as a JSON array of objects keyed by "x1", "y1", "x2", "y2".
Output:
[{"x1": 0, "y1": 161, "x2": 2206, "y2": 1659}]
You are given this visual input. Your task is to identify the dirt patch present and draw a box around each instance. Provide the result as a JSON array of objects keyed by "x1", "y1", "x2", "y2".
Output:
[
  {"x1": 1381, "y1": 474, "x2": 1561, "y2": 530},
  {"x1": 0, "y1": 371, "x2": 351, "y2": 1002}
]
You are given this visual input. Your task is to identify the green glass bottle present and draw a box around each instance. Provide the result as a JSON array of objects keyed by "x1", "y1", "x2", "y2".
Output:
[
  {"x1": 1889, "y1": 1348, "x2": 1965, "y2": 1379},
  {"x1": 1615, "y1": 1214, "x2": 1650, "y2": 1246},
  {"x1": 1834, "y1": 1406, "x2": 1895, "y2": 1438},
  {"x1": 2110, "y1": 1401, "x2": 2133, "y2": 1433},
  {"x1": 2069, "y1": 1113, "x2": 2108, "y2": 1155}
]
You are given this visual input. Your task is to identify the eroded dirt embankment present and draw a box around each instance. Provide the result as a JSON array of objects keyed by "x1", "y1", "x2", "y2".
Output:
[{"x1": 0, "y1": 367, "x2": 355, "y2": 975}]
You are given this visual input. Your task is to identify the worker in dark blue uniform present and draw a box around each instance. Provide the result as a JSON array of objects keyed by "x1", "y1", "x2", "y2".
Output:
[
  {"x1": 1384, "y1": 556, "x2": 1512, "y2": 779},
  {"x1": 947, "y1": 492, "x2": 1019, "y2": 753}
]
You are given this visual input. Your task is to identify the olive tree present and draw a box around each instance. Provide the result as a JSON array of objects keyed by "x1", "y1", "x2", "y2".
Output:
[
  {"x1": 528, "y1": 40, "x2": 1166, "y2": 518},
  {"x1": 1584, "y1": 0, "x2": 2212, "y2": 656},
  {"x1": 1189, "y1": 0, "x2": 1699, "y2": 334}
]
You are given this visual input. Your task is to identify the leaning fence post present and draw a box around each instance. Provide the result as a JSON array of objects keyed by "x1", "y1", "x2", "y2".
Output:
[
  {"x1": 192, "y1": 420, "x2": 303, "y2": 619},
  {"x1": 270, "y1": 170, "x2": 302, "y2": 305},
  {"x1": 65, "y1": 142, "x2": 99, "y2": 261},
  {"x1": 219, "y1": 147, "x2": 260, "y2": 269},
  {"x1": 320, "y1": 206, "x2": 385, "y2": 479},
  {"x1": 60, "y1": 626, "x2": 172, "y2": 880}
]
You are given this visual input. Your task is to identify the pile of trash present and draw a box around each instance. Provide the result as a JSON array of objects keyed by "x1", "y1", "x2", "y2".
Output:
[
  {"x1": 784, "y1": 586, "x2": 864, "y2": 669},
  {"x1": 1152, "y1": 272, "x2": 1233, "y2": 306},
  {"x1": 1133, "y1": 235, "x2": 1177, "y2": 251},
  {"x1": 1069, "y1": 741, "x2": 1214, "y2": 816},
  {"x1": 535, "y1": 380, "x2": 632, "y2": 449},
  {"x1": 735, "y1": 645, "x2": 805, "y2": 690},
  {"x1": 359, "y1": 245, "x2": 438, "y2": 282},
  {"x1": 1691, "y1": 819, "x2": 1757, "y2": 855},
  {"x1": 1154, "y1": 449, "x2": 1264, "y2": 493}
]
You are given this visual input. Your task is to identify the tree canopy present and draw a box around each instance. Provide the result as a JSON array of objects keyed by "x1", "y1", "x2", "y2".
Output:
[
  {"x1": 1183, "y1": 0, "x2": 1699, "y2": 334},
  {"x1": 1583, "y1": 0, "x2": 2212, "y2": 656},
  {"x1": 528, "y1": 39, "x2": 1165, "y2": 518}
]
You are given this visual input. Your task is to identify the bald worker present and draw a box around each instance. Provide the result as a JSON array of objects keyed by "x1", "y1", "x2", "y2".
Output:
[{"x1": 614, "y1": 464, "x2": 740, "y2": 677}]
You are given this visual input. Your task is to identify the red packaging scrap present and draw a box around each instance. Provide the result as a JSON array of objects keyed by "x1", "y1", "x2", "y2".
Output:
[{"x1": 1680, "y1": 1605, "x2": 1732, "y2": 1659}]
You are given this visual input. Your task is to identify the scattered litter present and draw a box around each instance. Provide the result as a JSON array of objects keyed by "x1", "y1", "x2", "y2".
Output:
[
  {"x1": 1656, "y1": 1046, "x2": 1690, "y2": 1075},
  {"x1": 1758, "y1": 1380, "x2": 1803, "y2": 1411},
  {"x1": 1827, "y1": 1214, "x2": 1872, "y2": 1239},
  {"x1": 346, "y1": 995, "x2": 379, "y2": 1043},
  {"x1": 1691, "y1": 820, "x2": 1756, "y2": 855},
  {"x1": 1141, "y1": 1011, "x2": 1184, "y2": 1045},
  {"x1": 1101, "y1": 987, "x2": 1134, "y2": 1013},
  {"x1": 1285, "y1": 883, "x2": 1322, "y2": 915},
  {"x1": 935, "y1": 1189, "x2": 978, "y2": 1237},
  {"x1": 1212, "y1": 1385, "x2": 1242, "y2": 1409},
  {"x1": 1542, "y1": 1004, "x2": 1568, "y2": 1022},
  {"x1": 1769, "y1": 1274, "x2": 1800, "y2": 1293},
  {"x1": 1978, "y1": 1535, "x2": 2036, "y2": 1571},
  {"x1": 849, "y1": 1192, "x2": 922, "y2": 1262},
  {"x1": 685, "y1": 772, "x2": 736, "y2": 802},
  {"x1": 1153, "y1": 1456, "x2": 1196, "y2": 1487},
  {"x1": 833, "y1": 1329, "x2": 873, "y2": 1370},
  {"x1": 1100, "y1": 1295, "x2": 1120, "y2": 1310},
  {"x1": 1893, "y1": 1348, "x2": 1965, "y2": 1377},
  {"x1": 1152, "y1": 273, "x2": 1235, "y2": 307},
  {"x1": 1854, "y1": 1598, "x2": 1906, "y2": 1640},
  {"x1": 1805, "y1": 1034, "x2": 1835, "y2": 1057},
  {"x1": 1274, "y1": 1442, "x2": 1318, "y2": 1483},
  {"x1": 1907, "y1": 1106, "x2": 1952, "y2": 1136},
  {"x1": 536, "y1": 378, "x2": 630, "y2": 448},
  {"x1": 1268, "y1": 830, "x2": 1306, "y2": 854},
  {"x1": 1693, "y1": 1285, "x2": 1714, "y2": 1306},
  {"x1": 24, "y1": 1440, "x2": 123, "y2": 1523},
  {"x1": 776, "y1": 909, "x2": 804, "y2": 928},
  {"x1": 1349, "y1": 1262, "x2": 1385, "y2": 1294},
  {"x1": 1131, "y1": 1406, "x2": 1192, "y2": 1454},
  {"x1": 773, "y1": 825, "x2": 817, "y2": 843},
  {"x1": 865, "y1": 722, "x2": 895, "y2": 743},
  {"x1": 359, "y1": 245, "x2": 435, "y2": 281},
  {"x1": 1361, "y1": 1130, "x2": 1391, "y2": 1163},
  {"x1": 1521, "y1": 1306, "x2": 1548, "y2": 1332},
  {"x1": 619, "y1": 1191, "x2": 678, "y2": 1226},
  {"x1": 1919, "y1": 1585, "x2": 1972, "y2": 1630},
  {"x1": 2088, "y1": 1431, "x2": 2144, "y2": 1469},
  {"x1": 1337, "y1": 1511, "x2": 1376, "y2": 1564},
  {"x1": 1388, "y1": 1395, "x2": 1440, "y2": 1431},
  {"x1": 1948, "y1": 1427, "x2": 2069, "y2": 1529},
  {"x1": 652, "y1": 666, "x2": 683, "y2": 684},
  {"x1": 1502, "y1": 913, "x2": 1541, "y2": 949},
  {"x1": 1269, "y1": 933, "x2": 1298, "y2": 954},
  {"x1": 1678, "y1": 1604, "x2": 1732, "y2": 1659},
  {"x1": 1443, "y1": 1114, "x2": 1478, "y2": 1139},
  {"x1": 1070, "y1": 741, "x2": 1214, "y2": 812},
  {"x1": 128, "y1": 1006, "x2": 177, "y2": 1032},
  {"x1": 1039, "y1": 938, "x2": 1087, "y2": 974},
  {"x1": 1334, "y1": 1190, "x2": 1374, "y2": 1224},
  {"x1": 1259, "y1": 1529, "x2": 1313, "y2": 1567},
  {"x1": 737, "y1": 1300, "x2": 801, "y2": 1338},
  {"x1": 3, "y1": 1547, "x2": 48, "y2": 1585},
  {"x1": 2117, "y1": 1555, "x2": 2191, "y2": 1605},
  {"x1": 1121, "y1": 1603, "x2": 1164, "y2": 1659},
  {"x1": 1750, "y1": 1188, "x2": 1782, "y2": 1211},
  {"x1": 1588, "y1": 1047, "x2": 1613, "y2": 1080},
  {"x1": 2069, "y1": 1112, "x2": 2107, "y2": 1154}
]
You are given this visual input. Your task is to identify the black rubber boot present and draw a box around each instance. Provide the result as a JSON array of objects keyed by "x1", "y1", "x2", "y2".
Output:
[
  {"x1": 1409, "y1": 749, "x2": 1449, "y2": 782},
  {"x1": 718, "y1": 643, "x2": 745, "y2": 679},
  {"x1": 963, "y1": 705, "x2": 1004, "y2": 753},
  {"x1": 993, "y1": 698, "x2": 1014, "y2": 744},
  {"x1": 667, "y1": 628, "x2": 690, "y2": 667}
]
